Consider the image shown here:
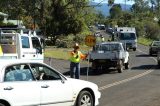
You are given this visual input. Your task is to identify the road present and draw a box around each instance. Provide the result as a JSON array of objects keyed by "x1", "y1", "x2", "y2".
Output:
[
  {"x1": 44, "y1": 28, "x2": 160, "y2": 106},
  {"x1": 44, "y1": 43, "x2": 160, "y2": 106}
]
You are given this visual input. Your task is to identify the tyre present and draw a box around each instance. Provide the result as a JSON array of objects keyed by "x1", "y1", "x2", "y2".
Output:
[
  {"x1": 76, "y1": 91, "x2": 94, "y2": 106},
  {"x1": 117, "y1": 60, "x2": 123, "y2": 73},
  {"x1": 0, "y1": 103, "x2": 5, "y2": 106},
  {"x1": 92, "y1": 61, "x2": 99, "y2": 73},
  {"x1": 149, "y1": 51, "x2": 153, "y2": 56},
  {"x1": 125, "y1": 62, "x2": 129, "y2": 69},
  {"x1": 133, "y1": 48, "x2": 136, "y2": 51},
  {"x1": 158, "y1": 61, "x2": 160, "y2": 66}
]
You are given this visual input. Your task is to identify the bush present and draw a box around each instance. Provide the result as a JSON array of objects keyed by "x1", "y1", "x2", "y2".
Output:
[{"x1": 145, "y1": 22, "x2": 160, "y2": 39}]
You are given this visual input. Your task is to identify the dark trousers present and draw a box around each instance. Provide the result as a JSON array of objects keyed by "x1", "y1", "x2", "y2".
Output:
[{"x1": 70, "y1": 62, "x2": 80, "y2": 79}]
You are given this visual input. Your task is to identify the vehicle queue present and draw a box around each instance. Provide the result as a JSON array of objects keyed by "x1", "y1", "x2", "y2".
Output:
[
  {"x1": 0, "y1": 25, "x2": 160, "y2": 106},
  {"x1": 0, "y1": 27, "x2": 101, "y2": 106}
]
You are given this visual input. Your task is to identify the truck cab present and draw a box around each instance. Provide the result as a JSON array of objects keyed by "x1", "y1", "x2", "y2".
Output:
[
  {"x1": 116, "y1": 27, "x2": 137, "y2": 51},
  {"x1": 0, "y1": 28, "x2": 44, "y2": 62}
]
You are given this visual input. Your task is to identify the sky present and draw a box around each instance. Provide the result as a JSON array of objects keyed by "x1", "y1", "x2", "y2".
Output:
[{"x1": 93, "y1": 0, "x2": 135, "y2": 5}]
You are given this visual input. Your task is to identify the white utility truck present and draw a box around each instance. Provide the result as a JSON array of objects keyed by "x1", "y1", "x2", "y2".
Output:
[
  {"x1": 0, "y1": 27, "x2": 44, "y2": 62},
  {"x1": 116, "y1": 27, "x2": 137, "y2": 51},
  {"x1": 89, "y1": 42, "x2": 129, "y2": 73}
]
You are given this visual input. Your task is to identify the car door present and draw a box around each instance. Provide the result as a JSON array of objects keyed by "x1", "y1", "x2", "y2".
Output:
[
  {"x1": 1, "y1": 64, "x2": 40, "y2": 106},
  {"x1": 30, "y1": 64, "x2": 74, "y2": 106}
]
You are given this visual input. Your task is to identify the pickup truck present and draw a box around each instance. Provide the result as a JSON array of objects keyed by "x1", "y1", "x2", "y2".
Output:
[{"x1": 89, "y1": 42, "x2": 129, "y2": 73}]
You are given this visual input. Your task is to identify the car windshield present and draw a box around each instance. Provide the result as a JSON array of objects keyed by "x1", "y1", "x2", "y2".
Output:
[
  {"x1": 152, "y1": 41, "x2": 160, "y2": 46},
  {"x1": 95, "y1": 44, "x2": 122, "y2": 51},
  {"x1": 120, "y1": 33, "x2": 136, "y2": 40}
]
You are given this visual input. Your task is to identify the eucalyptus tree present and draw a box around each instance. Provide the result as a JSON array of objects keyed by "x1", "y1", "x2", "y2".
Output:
[
  {"x1": 110, "y1": 4, "x2": 123, "y2": 19},
  {"x1": 150, "y1": 0, "x2": 160, "y2": 18},
  {"x1": 48, "y1": 0, "x2": 96, "y2": 36}
]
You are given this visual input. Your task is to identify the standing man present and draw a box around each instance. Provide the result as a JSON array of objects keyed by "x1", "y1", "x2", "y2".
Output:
[
  {"x1": 101, "y1": 35, "x2": 105, "y2": 42},
  {"x1": 69, "y1": 43, "x2": 87, "y2": 79}
]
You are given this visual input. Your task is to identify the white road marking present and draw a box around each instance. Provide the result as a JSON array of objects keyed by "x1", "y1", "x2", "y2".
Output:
[
  {"x1": 99, "y1": 69, "x2": 154, "y2": 91},
  {"x1": 99, "y1": 49, "x2": 156, "y2": 91}
]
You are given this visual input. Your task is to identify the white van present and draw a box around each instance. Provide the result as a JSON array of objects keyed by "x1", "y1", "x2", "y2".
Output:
[{"x1": 116, "y1": 27, "x2": 137, "y2": 51}]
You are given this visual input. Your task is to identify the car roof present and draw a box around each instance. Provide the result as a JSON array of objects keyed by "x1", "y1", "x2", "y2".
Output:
[
  {"x1": 97, "y1": 42, "x2": 122, "y2": 45},
  {"x1": 153, "y1": 41, "x2": 160, "y2": 43},
  {"x1": 0, "y1": 59, "x2": 43, "y2": 69}
]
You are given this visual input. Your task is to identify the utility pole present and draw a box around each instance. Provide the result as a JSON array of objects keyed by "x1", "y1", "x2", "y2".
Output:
[
  {"x1": 125, "y1": 0, "x2": 126, "y2": 11},
  {"x1": 33, "y1": 0, "x2": 36, "y2": 30}
]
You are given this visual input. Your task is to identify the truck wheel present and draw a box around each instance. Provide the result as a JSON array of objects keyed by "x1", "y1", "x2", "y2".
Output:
[
  {"x1": 117, "y1": 60, "x2": 123, "y2": 73},
  {"x1": 92, "y1": 61, "x2": 98, "y2": 73},
  {"x1": 133, "y1": 48, "x2": 136, "y2": 51},
  {"x1": 158, "y1": 61, "x2": 160, "y2": 66},
  {"x1": 149, "y1": 52, "x2": 153, "y2": 56},
  {"x1": 125, "y1": 62, "x2": 129, "y2": 69}
]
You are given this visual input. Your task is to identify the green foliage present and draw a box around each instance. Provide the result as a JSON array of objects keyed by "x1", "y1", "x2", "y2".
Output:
[
  {"x1": 96, "y1": 11, "x2": 106, "y2": 24},
  {"x1": 108, "y1": 0, "x2": 115, "y2": 6},
  {"x1": 106, "y1": 0, "x2": 160, "y2": 42},
  {"x1": 110, "y1": 4, "x2": 122, "y2": 19},
  {"x1": 144, "y1": 21, "x2": 160, "y2": 39},
  {"x1": 138, "y1": 36, "x2": 153, "y2": 46}
]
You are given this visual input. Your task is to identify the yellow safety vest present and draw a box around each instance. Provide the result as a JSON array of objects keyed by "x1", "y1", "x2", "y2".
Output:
[
  {"x1": 70, "y1": 51, "x2": 81, "y2": 63},
  {"x1": 0, "y1": 45, "x2": 3, "y2": 56}
]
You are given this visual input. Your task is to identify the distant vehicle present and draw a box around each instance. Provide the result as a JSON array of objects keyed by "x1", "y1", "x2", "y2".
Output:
[
  {"x1": 0, "y1": 26, "x2": 44, "y2": 62},
  {"x1": 88, "y1": 42, "x2": 129, "y2": 73},
  {"x1": 157, "y1": 52, "x2": 160, "y2": 66},
  {"x1": 0, "y1": 60, "x2": 101, "y2": 106},
  {"x1": 149, "y1": 41, "x2": 160, "y2": 56},
  {"x1": 106, "y1": 27, "x2": 115, "y2": 35},
  {"x1": 94, "y1": 31, "x2": 101, "y2": 37},
  {"x1": 116, "y1": 27, "x2": 137, "y2": 51},
  {"x1": 98, "y1": 24, "x2": 105, "y2": 30}
]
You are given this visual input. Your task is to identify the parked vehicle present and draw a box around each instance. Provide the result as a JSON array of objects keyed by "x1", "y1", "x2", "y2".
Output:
[
  {"x1": 0, "y1": 27, "x2": 44, "y2": 62},
  {"x1": 157, "y1": 52, "x2": 160, "y2": 66},
  {"x1": 106, "y1": 27, "x2": 115, "y2": 36},
  {"x1": 88, "y1": 42, "x2": 129, "y2": 73},
  {"x1": 97, "y1": 24, "x2": 105, "y2": 30},
  {"x1": 149, "y1": 41, "x2": 160, "y2": 56},
  {"x1": 94, "y1": 31, "x2": 101, "y2": 37},
  {"x1": 116, "y1": 27, "x2": 137, "y2": 51},
  {"x1": 0, "y1": 60, "x2": 101, "y2": 106}
]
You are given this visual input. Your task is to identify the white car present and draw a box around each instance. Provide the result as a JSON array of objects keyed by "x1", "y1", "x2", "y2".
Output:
[{"x1": 0, "y1": 60, "x2": 101, "y2": 106}]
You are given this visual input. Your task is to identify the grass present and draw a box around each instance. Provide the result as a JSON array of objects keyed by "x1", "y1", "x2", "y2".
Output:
[
  {"x1": 44, "y1": 47, "x2": 70, "y2": 60},
  {"x1": 45, "y1": 37, "x2": 153, "y2": 60},
  {"x1": 44, "y1": 45, "x2": 91, "y2": 60},
  {"x1": 138, "y1": 36, "x2": 153, "y2": 46}
]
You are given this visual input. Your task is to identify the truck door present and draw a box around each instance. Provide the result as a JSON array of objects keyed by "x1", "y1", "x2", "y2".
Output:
[
  {"x1": 31, "y1": 37, "x2": 44, "y2": 62},
  {"x1": 20, "y1": 36, "x2": 36, "y2": 60}
]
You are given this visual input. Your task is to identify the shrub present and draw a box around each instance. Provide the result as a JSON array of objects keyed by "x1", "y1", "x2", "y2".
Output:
[{"x1": 145, "y1": 22, "x2": 160, "y2": 40}]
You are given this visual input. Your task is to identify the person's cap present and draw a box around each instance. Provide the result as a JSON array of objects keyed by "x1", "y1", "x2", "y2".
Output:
[{"x1": 73, "y1": 43, "x2": 79, "y2": 49}]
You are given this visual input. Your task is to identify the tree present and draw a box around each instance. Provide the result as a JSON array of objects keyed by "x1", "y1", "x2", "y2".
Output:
[
  {"x1": 110, "y1": 4, "x2": 122, "y2": 19},
  {"x1": 108, "y1": 0, "x2": 115, "y2": 6}
]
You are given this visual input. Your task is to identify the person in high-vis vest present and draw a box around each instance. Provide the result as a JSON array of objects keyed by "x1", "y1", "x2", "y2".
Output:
[
  {"x1": 0, "y1": 45, "x2": 3, "y2": 56},
  {"x1": 69, "y1": 43, "x2": 88, "y2": 79}
]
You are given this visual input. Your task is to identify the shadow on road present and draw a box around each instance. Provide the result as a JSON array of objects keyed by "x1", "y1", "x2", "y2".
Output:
[
  {"x1": 63, "y1": 67, "x2": 122, "y2": 76},
  {"x1": 131, "y1": 65, "x2": 157, "y2": 70},
  {"x1": 136, "y1": 54, "x2": 154, "y2": 57}
]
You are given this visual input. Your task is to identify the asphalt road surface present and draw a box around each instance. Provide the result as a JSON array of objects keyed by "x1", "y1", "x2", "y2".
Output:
[{"x1": 44, "y1": 43, "x2": 160, "y2": 106}]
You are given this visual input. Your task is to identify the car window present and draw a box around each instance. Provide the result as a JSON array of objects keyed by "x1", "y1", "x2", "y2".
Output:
[
  {"x1": 21, "y1": 36, "x2": 30, "y2": 48},
  {"x1": 152, "y1": 42, "x2": 160, "y2": 46},
  {"x1": 4, "y1": 64, "x2": 34, "y2": 82},
  {"x1": 30, "y1": 64, "x2": 61, "y2": 81},
  {"x1": 95, "y1": 44, "x2": 120, "y2": 51}
]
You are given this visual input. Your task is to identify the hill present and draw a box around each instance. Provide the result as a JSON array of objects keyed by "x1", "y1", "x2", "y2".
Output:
[{"x1": 90, "y1": 2, "x2": 132, "y2": 16}]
